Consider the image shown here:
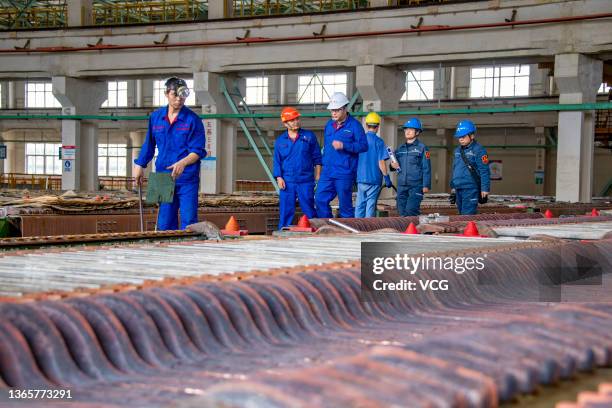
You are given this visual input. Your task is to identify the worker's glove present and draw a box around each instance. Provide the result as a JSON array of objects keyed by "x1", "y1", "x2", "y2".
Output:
[
  {"x1": 449, "y1": 191, "x2": 456, "y2": 205},
  {"x1": 383, "y1": 175, "x2": 393, "y2": 188}
]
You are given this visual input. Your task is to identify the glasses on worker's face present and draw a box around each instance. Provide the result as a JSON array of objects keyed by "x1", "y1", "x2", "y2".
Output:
[{"x1": 330, "y1": 108, "x2": 345, "y2": 114}]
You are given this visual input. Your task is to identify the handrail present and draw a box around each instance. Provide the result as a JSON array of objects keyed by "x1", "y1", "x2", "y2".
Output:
[{"x1": 1, "y1": 102, "x2": 611, "y2": 121}]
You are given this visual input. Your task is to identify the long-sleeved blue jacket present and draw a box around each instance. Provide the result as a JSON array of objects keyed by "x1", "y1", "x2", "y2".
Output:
[
  {"x1": 321, "y1": 114, "x2": 368, "y2": 180},
  {"x1": 394, "y1": 139, "x2": 431, "y2": 189},
  {"x1": 134, "y1": 105, "x2": 206, "y2": 184},
  {"x1": 273, "y1": 129, "x2": 322, "y2": 183},
  {"x1": 451, "y1": 141, "x2": 490, "y2": 191}
]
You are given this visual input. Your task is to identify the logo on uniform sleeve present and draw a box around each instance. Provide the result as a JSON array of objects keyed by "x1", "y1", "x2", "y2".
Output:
[
  {"x1": 425, "y1": 151, "x2": 431, "y2": 159},
  {"x1": 481, "y1": 155, "x2": 489, "y2": 164}
]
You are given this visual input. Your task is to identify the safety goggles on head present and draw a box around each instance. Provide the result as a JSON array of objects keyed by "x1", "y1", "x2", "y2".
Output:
[{"x1": 165, "y1": 77, "x2": 190, "y2": 99}]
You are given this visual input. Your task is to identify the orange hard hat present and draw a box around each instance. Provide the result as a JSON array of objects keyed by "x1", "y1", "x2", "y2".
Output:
[{"x1": 281, "y1": 107, "x2": 300, "y2": 122}]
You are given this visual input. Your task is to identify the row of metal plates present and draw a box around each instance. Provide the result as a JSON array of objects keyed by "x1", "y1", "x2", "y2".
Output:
[{"x1": 0, "y1": 233, "x2": 520, "y2": 298}]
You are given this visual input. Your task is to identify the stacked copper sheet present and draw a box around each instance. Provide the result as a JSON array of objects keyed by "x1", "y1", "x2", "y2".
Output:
[{"x1": 0, "y1": 237, "x2": 611, "y2": 407}]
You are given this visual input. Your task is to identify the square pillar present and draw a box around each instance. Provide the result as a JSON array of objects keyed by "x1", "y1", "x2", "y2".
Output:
[{"x1": 553, "y1": 54, "x2": 602, "y2": 202}]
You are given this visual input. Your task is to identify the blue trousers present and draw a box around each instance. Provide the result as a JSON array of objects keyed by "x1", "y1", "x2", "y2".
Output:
[
  {"x1": 456, "y1": 187, "x2": 479, "y2": 215},
  {"x1": 157, "y1": 181, "x2": 199, "y2": 230},
  {"x1": 396, "y1": 185, "x2": 424, "y2": 216},
  {"x1": 315, "y1": 177, "x2": 355, "y2": 218},
  {"x1": 278, "y1": 181, "x2": 316, "y2": 229},
  {"x1": 355, "y1": 183, "x2": 381, "y2": 218}
]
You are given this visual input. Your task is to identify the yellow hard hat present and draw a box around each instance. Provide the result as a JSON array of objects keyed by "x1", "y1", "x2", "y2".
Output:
[{"x1": 365, "y1": 112, "x2": 381, "y2": 126}]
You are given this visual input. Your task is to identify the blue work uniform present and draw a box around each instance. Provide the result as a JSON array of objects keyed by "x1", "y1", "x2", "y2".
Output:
[
  {"x1": 273, "y1": 129, "x2": 322, "y2": 229},
  {"x1": 135, "y1": 105, "x2": 206, "y2": 230},
  {"x1": 394, "y1": 139, "x2": 431, "y2": 216},
  {"x1": 450, "y1": 141, "x2": 490, "y2": 215},
  {"x1": 355, "y1": 131, "x2": 389, "y2": 218},
  {"x1": 315, "y1": 114, "x2": 368, "y2": 218}
]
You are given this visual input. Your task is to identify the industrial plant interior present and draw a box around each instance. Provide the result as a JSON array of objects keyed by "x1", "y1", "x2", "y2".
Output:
[{"x1": 0, "y1": 0, "x2": 612, "y2": 407}]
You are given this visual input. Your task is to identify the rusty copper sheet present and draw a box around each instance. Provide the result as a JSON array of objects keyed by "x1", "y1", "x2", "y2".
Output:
[
  {"x1": 556, "y1": 382, "x2": 612, "y2": 408},
  {"x1": 0, "y1": 238, "x2": 611, "y2": 407},
  {"x1": 310, "y1": 212, "x2": 545, "y2": 232}
]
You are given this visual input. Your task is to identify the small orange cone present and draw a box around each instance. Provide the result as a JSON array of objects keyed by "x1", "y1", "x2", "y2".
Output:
[
  {"x1": 288, "y1": 215, "x2": 316, "y2": 232},
  {"x1": 404, "y1": 222, "x2": 419, "y2": 234},
  {"x1": 591, "y1": 208, "x2": 600, "y2": 217},
  {"x1": 544, "y1": 209, "x2": 554, "y2": 219},
  {"x1": 221, "y1": 216, "x2": 248, "y2": 236},
  {"x1": 224, "y1": 216, "x2": 240, "y2": 231},
  {"x1": 297, "y1": 215, "x2": 311, "y2": 228},
  {"x1": 462, "y1": 221, "x2": 481, "y2": 237}
]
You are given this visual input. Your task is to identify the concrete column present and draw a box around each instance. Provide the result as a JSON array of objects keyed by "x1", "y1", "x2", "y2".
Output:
[
  {"x1": 553, "y1": 53, "x2": 602, "y2": 202},
  {"x1": 7, "y1": 81, "x2": 15, "y2": 109},
  {"x1": 356, "y1": 65, "x2": 406, "y2": 198},
  {"x1": 279, "y1": 74, "x2": 287, "y2": 105},
  {"x1": 1, "y1": 132, "x2": 17, "y2": 174},
  {"x1": 435, "y1": 128, "x2": 454, "y2": 193},
  {"x1": 208, "y1": 0, "x2": 232, "y2": 18},
  {"x1": 194, "y1": 71, "x2": 237, "y2": 194},
  {"x1": 534, "y1": 126, "x2": 546, "y2": 196},
  {"x1": 67, "y1": 0, "x2": 93, "y2": 26},
  {"x1": 135, "y1": 80, "x2": 143, "y2": 108},
  {"x1": 129, "y1": 130, "x2": 150, "y2": 179},
  {"x1": 52, "y1": 76, "x2": 106, "y2": 191}
]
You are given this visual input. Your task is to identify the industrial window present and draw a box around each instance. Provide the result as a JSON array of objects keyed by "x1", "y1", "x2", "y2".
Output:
[
  {"x1": 599, "y1": 83, "x2": 611, "y2": 94},
  {"x1": 25, "y1": 82, "x2": 61, "y2": 108},
  {"x1": 98, "y1": 143, "x2": 127, "y2": 177},
  {"x1": 470, "y1": 65, "x2": 530, "y2": 98},
  {"x1": 25, "y1": 143, "x2": 62, "y2": 175},
  {"x1": 153, "y1": 79, "x2": 195, "y2": 106},
  {"x1": 402, "y1": 70, "x2": 435, "y2": 101},
  {"x1": 245, "y1": 77, "x2": 269, "y2": 105},
  {"x1": 297, "y1": 73, "x2": 347, "y2": 104},
  {"x1": 102, "y1": 81, "x2": 128, "y2": 108}
]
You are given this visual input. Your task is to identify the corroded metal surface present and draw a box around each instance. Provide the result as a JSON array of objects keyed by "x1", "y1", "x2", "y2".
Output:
[
  {"x1": 0, "y1": 233, "x2": 520, "y2": 298},
  {"x1": 0, "y1": 238, "x2": 611, "y2": 407},
  {"x1": 310, "y1": 212, "x2": 545, "y2": 232}
]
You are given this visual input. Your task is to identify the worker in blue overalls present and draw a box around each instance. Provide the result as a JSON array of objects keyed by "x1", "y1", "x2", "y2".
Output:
[
  {"x1": 392, "y1": 118, "x2": 431, "y2": 216},
  {"x1": 450, "y1": 119, "x2": 490, "y2": 215},
  {"x1": 273, "y1": 107, "x2": 322, "y2": 229},
  {"x1": 315, "y1": 92, "x2": 368, "y2": 218},
  {"x1": 355, "y1": 112, "x2": 392, "y2": 218},
  {"x1": 134, "y1": 77, "x2": 206, "y2": 230}
]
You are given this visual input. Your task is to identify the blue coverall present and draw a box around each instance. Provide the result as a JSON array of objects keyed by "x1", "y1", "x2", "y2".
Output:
[
  {"x1": 135, "y1": 105, "x2": 206, "y2": 230},
  {"x1": 394, "y1": 139, "x2": 431, "y2": 216},
  {"x1": 450, "y1": 141, "x2": 490, "y2": 215},
  {"x1": 315, "y1": 114, "x2": 368, "y2": 218},
  {"x1": 273, "y1": 129, "x2": 322, "y2": 229},
  {"x1": 355, "y1": 131, "x2": 389, "y2": 218}
]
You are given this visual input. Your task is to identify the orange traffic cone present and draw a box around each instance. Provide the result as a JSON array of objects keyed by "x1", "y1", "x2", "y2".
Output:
[
  {"x1": 221, "y1": 216, "x2": 248, "y2": 236},
  {"x1": 404, "y1": 222, "x2": 419, "y2": 234},
  {"x1": 297, "y1": 215, "x2": 311, "y2": 228},
  {"x1": 544, "y1": 209, "x2": 554, "y2": 219},
  {"x1": 591, "y1": 208, "x2": 600, "y2": 217},
  {"x1": 462, "y1": 221, "x2": 481, "y2": 237},
  {"x1": 288, "y1": 215, "x2": 316, "y2": 232}
]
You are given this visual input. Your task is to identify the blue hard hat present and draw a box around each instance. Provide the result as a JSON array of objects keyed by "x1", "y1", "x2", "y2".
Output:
[
  {"x1": 402, "y1": 118, "x2": 422, "y2": 131},
  {"x1": 454, "y1": 120, "x2": 476, "y2": 138}
]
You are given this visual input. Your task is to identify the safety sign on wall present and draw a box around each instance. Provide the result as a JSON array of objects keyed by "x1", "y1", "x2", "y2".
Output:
[
  {"x1": 489, "y1": 160, "x2": 503, "y2": 181},
  {"x1": 62, "y1": 145, "x2": 77, "y2": 160},
  {"x1": 64, "y1": 160, "x2": 72, "y2": 172}
]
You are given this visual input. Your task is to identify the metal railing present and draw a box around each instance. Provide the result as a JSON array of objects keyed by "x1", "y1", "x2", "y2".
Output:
[
  {"x1": 0, "y1": 4, "x2": 66, "y2": 29},
  {"x1": 92, "y1": 0, "x2": 207, "y2": 25},
  {"x1": 0, "y1": 173, "x2": 61, "y2": 190},
  {"x1": 0, "y1": 173, "x2": 148, "y2": 191},
  {"x1": 235, "y1": 180, "x2": 275, "y2": 191}
]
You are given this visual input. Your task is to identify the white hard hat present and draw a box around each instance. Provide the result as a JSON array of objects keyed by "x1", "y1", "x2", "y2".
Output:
[{"x1": 327, "y1": 92, "x2": 350, "y2": 110}]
